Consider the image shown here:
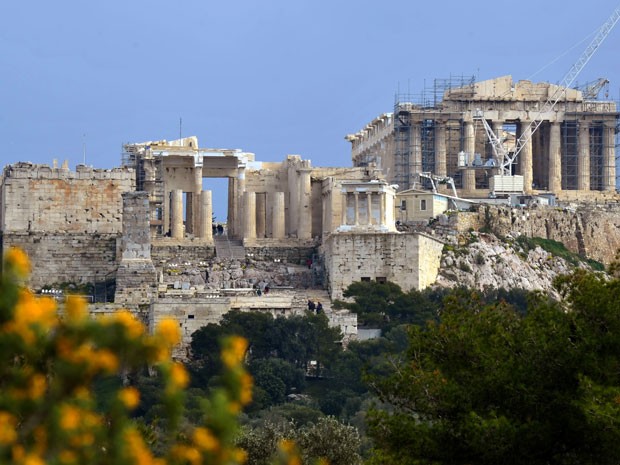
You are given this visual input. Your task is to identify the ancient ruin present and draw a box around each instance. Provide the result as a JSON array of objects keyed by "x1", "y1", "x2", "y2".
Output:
[
  {"x1": 2, "y1": 75, "x2": 619, "y2": 355},
  {"x1": 346, "y1": 76, "x2": 619, "y2": 198},
  {"x1": 0, "y1": 137, "x2": 447, "y2": 354}
]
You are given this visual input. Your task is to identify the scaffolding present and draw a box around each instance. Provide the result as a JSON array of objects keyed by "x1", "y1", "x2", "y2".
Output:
[
  {"x1": 590, "y1": 122, "x2": 606, "y2": 191},
  {"x1": 393, "y1": 75, "x2": 475, "y2": 190},
  {"x1": 561, "y1": 121, "x2": 579, "y2": 190}
]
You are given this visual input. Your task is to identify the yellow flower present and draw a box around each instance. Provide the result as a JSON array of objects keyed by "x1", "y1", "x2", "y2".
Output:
[
  {"x1": 109, "y1": 310, "x2": 144, "y2": 339},
  {"x1": 221, "y1": 336, "x2": 248, "y2": 368},
  {"x1": 124, "y1": 428, "x2": 157, "y2": 465},
  {"x1": 278, "y1": 440, "x2": 302, "y2": 465},
  {"x1": 5, "y1": 247, "x2": 30, "y2": 276},
  {"x1": 95, "y1": 349, "x2": 119, "y2": 374},
  {"x1": 169, "y1": 362, "x2": 189, "y2": 389},
  {"x1": 171, "y1": 445, "x2": 201, "y2": 465},
  {"x1": 156, "y1": 318, "x2": 181, "y2": 346},
  {"x1": 5, "y1": 291, "x2": 58, "y2": 343},
  {"x1": 239, "y1": 372, "x2": 253, "y2": 405},
  {"x1": 232, "y1": 447, "x2": 248, "y2": 464},
  {"x1": 279, "y1": 439, "x2": 296, "y2": 454},
  {"x1": 22, "y1": 453, "x2": 45, "y2": 465},
  {"x1": 65, "y1": 295, "x2": 87, "y2": 321},
  {"x1": 58, "y1": 450, "x2": 77, "y2": 465},
  {"x1": 28, "y1": 374, "x2": 47, "y2": 399},
  {"x1": 193, "y1": 427, "x2": 220, "y2": 452},
  {"x1": 118, "y1": 387, "x2": 140, "y2": 410},
  {"x1": 0, "y1": 411, "x2": 17, "y2": 445},
  {"x1": 59, "y1": 404, "x2": 82, "y2": 430}
]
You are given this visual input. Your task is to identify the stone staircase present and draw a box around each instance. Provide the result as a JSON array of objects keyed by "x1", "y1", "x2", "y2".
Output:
[
  {"x1": 214, "y1": 236, "x2": 246, "y2": 260},
  {"x1": 291, "y1": 289, "x2": 333, "y2": 314}
]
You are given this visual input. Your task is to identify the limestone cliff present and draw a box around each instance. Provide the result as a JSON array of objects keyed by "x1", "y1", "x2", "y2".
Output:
[
  {"x1": 434, "y1": 232, "x2": 599, "y2": 298},
  {"x1": 449, "y1": 203, "x2": 620, "y2": 267}
]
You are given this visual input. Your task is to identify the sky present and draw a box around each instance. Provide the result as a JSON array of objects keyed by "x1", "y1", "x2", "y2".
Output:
[{"x1": 1, "y1": 1, "x2": 619, "y2": 219}]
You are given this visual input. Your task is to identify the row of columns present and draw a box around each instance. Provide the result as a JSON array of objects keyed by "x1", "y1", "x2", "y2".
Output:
[
  {"x1": 243, "y1": 191, "x2": 286, "y2": 240},
  {"x1": 426, "y1": 118, "x2": 615, "y2": 193},
  {"x1": 341, "y1": 191, "x2": 387, "y2": 227},
  {"x1": 169, "y1": 189, "x2": 213, "y2": 241}
]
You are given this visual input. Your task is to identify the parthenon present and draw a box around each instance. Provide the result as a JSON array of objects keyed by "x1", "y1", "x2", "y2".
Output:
[{"x1": 346, "y1": 75, "x2": 619, "y2": 197}]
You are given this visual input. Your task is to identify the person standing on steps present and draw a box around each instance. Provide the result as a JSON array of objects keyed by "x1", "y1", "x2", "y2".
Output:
[
  {"x1": 307, "y1": 300, "x2": 315, "y2": 312},
  {"x1": 316, "y1": 302, "x2": 323, "y2": 314}
]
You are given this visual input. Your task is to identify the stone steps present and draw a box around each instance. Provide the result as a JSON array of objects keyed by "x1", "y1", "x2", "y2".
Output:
[
  {"x1": 214, "y1": 236, "x2": 246, "y2": 259},
  {"x1": 292, "y1": 289, "x2": 332, "y2": 314}
]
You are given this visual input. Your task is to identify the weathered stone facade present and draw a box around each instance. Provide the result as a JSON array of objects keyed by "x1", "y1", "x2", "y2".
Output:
[
  {"x1": 347, "y1": 76, "x2": 619, "y2": 198},
  {"x1": 322, "y1": 232, "x2": 444, "y2": 300},
  {"x1": 0, "y1": 162, "x2": 134, "y2": 287}
]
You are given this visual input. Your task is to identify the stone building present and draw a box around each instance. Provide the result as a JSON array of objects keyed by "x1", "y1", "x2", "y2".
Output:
[
  {"x1": 0, "y1": 139, "x2": 445, "y2": 352},
  {"x1": 346, "y1": 75, "x2": 619, "y2": 198},
  {"x1": 0, "y1": 161, "x2": 135, "y2": 289}
]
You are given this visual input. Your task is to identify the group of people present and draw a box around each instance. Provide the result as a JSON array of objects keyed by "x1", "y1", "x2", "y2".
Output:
[
  {"x1": 307, "y1": 300, "x2": 323, "y2": 314},
  {"x1": 212, "y1": 223, "x2": 225, "y2": 236},
  {"x1": 254, "y1": 283, "x2": 270, "y2": 296}
]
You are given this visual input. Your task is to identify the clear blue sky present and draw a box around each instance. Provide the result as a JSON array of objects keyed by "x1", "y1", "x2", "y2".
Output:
[{"x1": 2, "y1": 1, "x2": 619, "y2": 219}]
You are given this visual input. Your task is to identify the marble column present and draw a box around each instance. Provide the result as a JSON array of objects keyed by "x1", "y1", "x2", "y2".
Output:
[
  {"x1": 170, "y1": 189, "x2": 183, "y2": 240},
  {"x1": 243, "y1": 191, "x2": 256, "y2": 240},
  {"x1": 410, "y1": 123, "x2": 422, "y2": 189},
  {"x1": 520, "y1": 122, "x2": 533, "y2": 193},
  {"x1": 235, "y1": 167, "x2": 246, "y2": 239},
  {"x1": 603, "y1": 121, "x2": 616, "y2": 191},
  {"x1": 256, "y1": 193, "x2": 266, "y2": 238},
  {"x1": 379, "y1": 191, "x2": 386, "y2": 226},
  {"x1": 341, "y1": 192, "x2": 348, "y2": 226},
  {"x1": 192, "y1": 165, "x2": 202, "y2": 234},
  {"x1": 577, "y1": 121, "x2": 591, "y2": 191},
  {"x1": 353, "y1": 192, "x2": 359, "y2": 225},
  {"x1": 271, "y1": 192, "x2": 286, "y2": 239},
  {"x1": 366, "y1": 192, "x2": 373, "y2": 225},
  {"x1": 298, "y1": 169, "x2": 312, "y2": 239},
  {"x1": 199, "y1": 190, "x2": 213, "y2": 241},
  {"x1": 463, "y1": 120, "x2": 476, "y2": 192},
  {"x1": 548, "y1": 122, "x2": 562, "y2": 193},
  {"x1": 227, "y1": 177, "x2": 235, "y2": 237},
  {"x1": 435, "y1": 122, "x2": 447, "y2": 177}
]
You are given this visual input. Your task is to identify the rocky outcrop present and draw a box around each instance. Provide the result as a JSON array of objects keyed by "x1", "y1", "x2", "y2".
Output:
[
  {"x1": 448, "y1": 203, "x2": 620, "y2": 266},
  {"x1": 435, "y1": 232, "x2": 590, "y2": 298}
]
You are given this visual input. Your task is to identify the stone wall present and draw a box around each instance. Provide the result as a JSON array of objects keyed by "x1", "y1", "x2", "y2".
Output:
[
  {"x1": 150, "y1": 297, "x2": 231, "y2": 359},
  {"x1": 0, "y1": 163, "x2": 134, "y2": 234},
  {"x1": 245, "y1": 243, "x2": 316, "y2": 265},
  {"x1": 322, "y1": 232, "x2": 444, "y2": 300},
  {"x1": 152, "y1": 242, "x2": 217, "y2": 262},
  {"x1": 3, "y1": 232, "x2": 118, "y2": 289}
]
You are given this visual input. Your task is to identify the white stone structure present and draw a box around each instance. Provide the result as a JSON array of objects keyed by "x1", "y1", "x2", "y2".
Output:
[{"x1": 346, "y1": 76, "x2": 619, "y2": 198}]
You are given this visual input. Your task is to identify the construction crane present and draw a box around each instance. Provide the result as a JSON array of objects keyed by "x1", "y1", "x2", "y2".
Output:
[
  {"x1": 417, "y1": 172, "x2": 458, "y2": 198},
  {"x1": 475, "y1": 5, "x2": 620, "y2": 178},
  {"x1": 574, "y1": 77, "x2": 609, "y2": 99}
]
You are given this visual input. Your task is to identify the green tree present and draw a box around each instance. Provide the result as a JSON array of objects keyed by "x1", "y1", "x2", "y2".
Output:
[
  {"x1": 239, "y1": 416, "x2": 362, "y2": 465},
  {"x1": 190, "y1": 310, "x2": 342, "y2": 407},
  {"x1": 335, "y1": 281, "x2": 444, "y2": 330},
  {"x1": 367, "y1": 271, "x2": 620, "y2": 465}
]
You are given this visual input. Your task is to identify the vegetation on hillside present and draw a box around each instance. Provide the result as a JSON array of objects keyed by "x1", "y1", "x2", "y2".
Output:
[{"x1": 4, "y1": 246, "x2": 620, "y2": 465}]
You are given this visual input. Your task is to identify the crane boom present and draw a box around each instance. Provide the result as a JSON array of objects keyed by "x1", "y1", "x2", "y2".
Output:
[{"x1": 478, "y1": 6, "x2": 620, "y2": 176}]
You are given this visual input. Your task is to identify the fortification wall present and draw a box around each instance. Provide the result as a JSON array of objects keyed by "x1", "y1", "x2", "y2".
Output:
[
  {"x1": 3, "y1": 232, "x2": 118, "y2": 289},
  {"x1": 0, "y1": 163, "x2": 134, "y2": 234},
  {"x1": 152, "y1": 243, "x2": 217, "y2": 262},
  {"x1": 323, "y1": 232, "x2": 444, "y2": 300}
]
